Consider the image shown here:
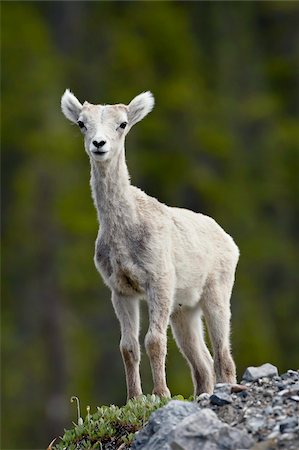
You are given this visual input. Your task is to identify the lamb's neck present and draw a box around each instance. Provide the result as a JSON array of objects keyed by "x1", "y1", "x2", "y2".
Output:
[{"x1": 90, "y1": 149, "x2": 137, "y2": 232}]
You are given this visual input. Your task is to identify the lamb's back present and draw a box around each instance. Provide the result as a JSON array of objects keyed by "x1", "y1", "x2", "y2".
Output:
[
  {"x1": 169, "y1": 206, "x2": 239, "y2": 263},
  {"x1": 131, "y1": 187, "x2": 239, "y2": 284}
]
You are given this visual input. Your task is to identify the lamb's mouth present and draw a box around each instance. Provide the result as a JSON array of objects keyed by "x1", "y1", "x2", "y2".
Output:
[{"x1": 92, "y1": 150, "x2": 107, "y2": 156}]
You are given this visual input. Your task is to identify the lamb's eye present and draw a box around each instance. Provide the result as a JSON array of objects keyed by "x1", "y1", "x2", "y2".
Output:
[
  {"x1": 120, "y1": 122, "x2": 127, "y2": 129},
  {"x1": 77, "y1": 120, "x2": 85, "y2": 129}
]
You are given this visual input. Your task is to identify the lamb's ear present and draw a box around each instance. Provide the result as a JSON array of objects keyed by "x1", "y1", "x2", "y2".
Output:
[
  {"x1": 61, "y1": 89, "x2": 83, "y2": 123},
  {"x1": 127, "y1": 91, "x2": 155, "y2": 127}
]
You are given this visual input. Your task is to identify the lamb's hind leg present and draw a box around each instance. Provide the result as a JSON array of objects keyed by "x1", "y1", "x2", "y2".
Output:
[
  {"x1": 170, "y1": 305, "x2": 214, "y2": 396},
  {"x1": 201, "y1": 276, "x2": 236, "y2": 384},
  {"x1": 111, "y1": 292, "x2": 142, "y2": 400}
]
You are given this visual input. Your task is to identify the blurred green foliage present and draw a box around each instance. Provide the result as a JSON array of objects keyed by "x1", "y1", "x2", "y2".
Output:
[{"x1": 1, "y1": 1, "x2": 299, "y2": 448}]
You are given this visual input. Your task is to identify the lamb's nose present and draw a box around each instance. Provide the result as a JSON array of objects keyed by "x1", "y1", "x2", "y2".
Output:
[{"x1": 93, "y1": 140, "x2": 106, "y2": 148}]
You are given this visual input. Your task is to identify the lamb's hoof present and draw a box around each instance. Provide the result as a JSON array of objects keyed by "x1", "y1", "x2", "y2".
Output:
[
  {"x1": 127, "y1": 391, "x2": 143, "y2": 402},
  {"x1": 152, "y1": 387, "x2": 171, "y2": 398}
]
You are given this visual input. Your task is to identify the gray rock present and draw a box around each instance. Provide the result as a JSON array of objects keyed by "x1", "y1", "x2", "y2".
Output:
[
  {"x1": 264, "y1": 406, "x2": 273, "y2": 415},
  {"x1": 267, "y1": 418, "x2": 276, "y2": 429},
  {"x1": 214, "y1": 383, "x2": 231, "y2": 394},
  {"x1": 210, "y1": 392, "x2": 232, "y2": 406},
  {"x1": 132, "y1": 400, "x2": 200, "y2": 450},
  {"x1": 273, "y1": 396, "x2": 283, "y2": 405},
  {"x1": 279, "y1": 417, "x2": 298, "y2": 433},
  {"x1": 238, "y1": 390, "x2": 249, "y2": 400},
  {"x1": 267, "y1": 430, "x2": 280, "y2": 439},
  {"x1": 242, "y1": 363, "x2": 278, "y2": 382},
  {"x1": 281, "y1": 372, "x2": 291, "y2": 380},
  {"x1": 277, "y1": 386, "x2": 299, "y2": 400},
  {"x1": 171, "y1": 408, "x2": 253, "y2": 450},
  {"x1": 288, "y1": 384, "x2": 299, "y2": 394},
  {"x1": 171, "y1": 442, "x2": 219, "y2": 450},
  {"x1": 132, "y1": 400, "x2": 254, "y2": 450},
  {"x1": 132, "y1": 367, "x2": 299, "y2": 450},
  {"x1": 279, "y1": 432, "x2": 297, "y2": 441},
  {"x1": 246, "y1": 415, "x2": 266, "y2": 433},
  {"x1": 278, "y1": 389, "x2": 291, "y2": 397},
  {"x1": 272, "y1": 405, "x2": 282, "y2": 416}
]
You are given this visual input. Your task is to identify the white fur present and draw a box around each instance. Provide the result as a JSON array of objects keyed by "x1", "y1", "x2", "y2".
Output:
[
  {"x1": 61, "y1": 89, "x2": 83, "y2": 123},
  {"x1": 128, "y1": 91, "x2": 155, "y2": 128},
  {"x1": 61, "y1": 90, "x2": 239, "y2": 399}
]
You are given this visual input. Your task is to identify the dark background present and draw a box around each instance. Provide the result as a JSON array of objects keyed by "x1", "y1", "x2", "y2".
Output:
[{"x1": 2, "y1": 1, "x2": 299, "y2": 448}]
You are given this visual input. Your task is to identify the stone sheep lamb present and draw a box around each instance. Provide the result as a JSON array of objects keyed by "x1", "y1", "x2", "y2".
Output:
[{"x1": 61, "y1": 90, "x2": 239, "y2": 400}]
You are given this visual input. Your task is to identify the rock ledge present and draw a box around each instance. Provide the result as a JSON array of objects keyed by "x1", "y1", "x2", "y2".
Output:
[{"x1": 132, "y1": 365, "x2": 299, "y2": 450}]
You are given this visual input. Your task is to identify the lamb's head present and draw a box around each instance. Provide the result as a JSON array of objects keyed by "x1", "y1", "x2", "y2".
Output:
[{"x1": 61, "y1": 90, "x2": 154, "y2": 162}]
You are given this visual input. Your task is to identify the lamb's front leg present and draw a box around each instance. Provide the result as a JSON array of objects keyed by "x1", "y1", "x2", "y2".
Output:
[
  {"x1": 111, "y1": 292, "x2": 142, "y2": 400},
  {"x1": 145, "y1": 282, "x2": 173, "y2": 397}
]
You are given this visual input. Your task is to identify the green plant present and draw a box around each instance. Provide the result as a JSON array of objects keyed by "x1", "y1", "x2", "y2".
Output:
[{"x1": 53, "y1": 395, "x2": 187, "y2": 450}]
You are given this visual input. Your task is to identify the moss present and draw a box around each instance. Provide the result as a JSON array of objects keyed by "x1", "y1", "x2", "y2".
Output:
[{"x1": 53, "y1": 394, "x2": 187, "y2": 450}]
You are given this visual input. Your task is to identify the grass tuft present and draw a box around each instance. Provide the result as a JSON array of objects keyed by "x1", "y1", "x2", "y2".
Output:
[{"x1": 53, "y1": 394, "x2": 187, "y2": 450}]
